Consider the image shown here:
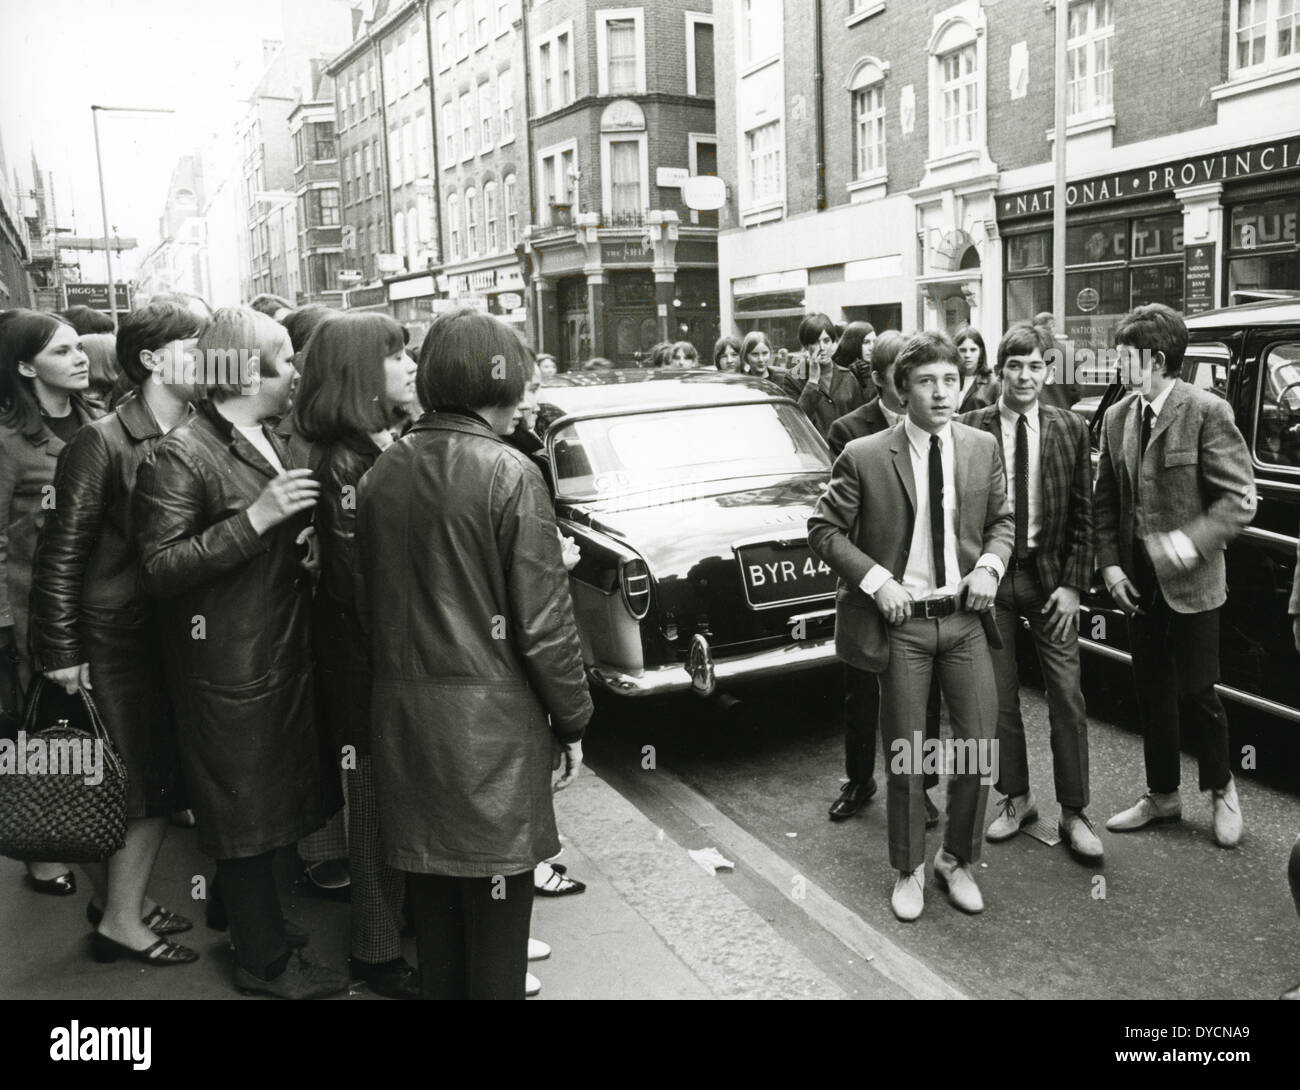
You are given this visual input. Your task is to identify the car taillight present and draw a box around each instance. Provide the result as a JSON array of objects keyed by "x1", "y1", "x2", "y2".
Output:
[{"x1": 619, "y1": 558, "x2": 650, "y2": 619}]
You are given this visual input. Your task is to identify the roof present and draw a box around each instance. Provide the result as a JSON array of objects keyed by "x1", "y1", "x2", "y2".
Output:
[
  {"x1": 1188, "y1": 298, "x2": 1300, "y2": 329},
  {"x1": 538, "y1": 369, "x2": 790, "y2": 418}
]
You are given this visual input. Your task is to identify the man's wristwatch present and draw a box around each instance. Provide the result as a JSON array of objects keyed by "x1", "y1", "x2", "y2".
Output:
[{"x1": 977, "y1": 564, "x2": 1000, "y2": 582}]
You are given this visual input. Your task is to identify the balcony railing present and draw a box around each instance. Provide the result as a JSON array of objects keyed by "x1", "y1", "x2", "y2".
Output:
[{"x1": 603, "y1": 209, "x2": 645, "y2": 228}]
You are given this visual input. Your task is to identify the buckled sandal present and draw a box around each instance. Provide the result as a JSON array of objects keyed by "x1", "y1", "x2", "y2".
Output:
[
  {"x1": 87, "y1": 902, "x2": 194, "y2": 935},
  {"x1": 91, "y1": 932, "x2": 199, "y2": 965},
  {"x1": 534, "y1": 863, "x2": 586, "y2": 897}
]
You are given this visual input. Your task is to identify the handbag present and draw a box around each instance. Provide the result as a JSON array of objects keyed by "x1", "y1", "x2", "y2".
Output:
[{"x1": 0, "y1": 678, "x2": 128, "y2": 862}]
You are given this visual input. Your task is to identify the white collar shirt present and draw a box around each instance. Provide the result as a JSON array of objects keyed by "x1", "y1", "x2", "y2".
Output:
[{"x1": 901, "y1": 418, "x2": 961, "y2": 598}]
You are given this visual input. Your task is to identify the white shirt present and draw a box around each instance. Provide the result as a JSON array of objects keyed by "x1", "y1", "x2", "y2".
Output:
[
  {"x1": 235, "y1": 424, "x2": 284, "y2": 472},
  {"x1": 999, "y1": 399, "x2": 1042, "y2": 550},
  {"x1": 1140, "y1": 381, "x2": 1175, "y2": 420},
  {"x1": 860, "y1": 418, "x2": 1005, "y2": 599}
]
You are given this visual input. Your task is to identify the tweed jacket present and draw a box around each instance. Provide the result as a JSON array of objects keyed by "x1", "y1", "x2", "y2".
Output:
[{"x1": 959, "y1": 401, "x2": 1094, "y2": 594}]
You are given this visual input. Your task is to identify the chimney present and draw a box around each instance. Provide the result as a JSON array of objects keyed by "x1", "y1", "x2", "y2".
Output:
[{"x1": 351, "y1": 4, "x2": 363, "y2": 38}]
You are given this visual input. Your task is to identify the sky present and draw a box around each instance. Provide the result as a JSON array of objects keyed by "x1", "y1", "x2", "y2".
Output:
[{"x1": 0, "y1": 0, "x2": 299, "y2": 279}]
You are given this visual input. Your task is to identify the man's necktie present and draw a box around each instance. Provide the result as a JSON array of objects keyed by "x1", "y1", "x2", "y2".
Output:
[
  {"x1": 1014, "y1": 414, "x2": 1029, "y2": 559},
  {"x1": 1137, "y1": 404, "x2": 1154, "y2": 501},
  {"x1": 929, "y1": 434, "x2": 946, "y2": 588}
]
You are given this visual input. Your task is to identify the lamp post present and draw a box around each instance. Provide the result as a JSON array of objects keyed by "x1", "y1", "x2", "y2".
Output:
[
  {"x1": 1051, "y1": 1, "x2": 1069, "y2": 327},
  {"x1": 91, "y1": 104, "x2": 175, "y2": 327}
]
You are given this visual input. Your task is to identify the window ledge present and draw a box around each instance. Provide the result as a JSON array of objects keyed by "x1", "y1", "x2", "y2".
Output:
[
  {"x1": 1211, "y1": 61, "x2": 1300, "y2": 101},
  {"x1": 847, "y1": 173, "x2": 888, "y2": 202},
  {"x1": 498, "y1": 135, "x2": 516, "y2": 148},
  {"x1": 739, "y1": 54, "x2": 780, "y2": 79},
  {"x1": 1046, "y1": 113, "x2": 1116, "y2": 142},
  {"x1": 924, "y1": 147, "x2": 980, "y2": 171},
  {"x1": 845, "y1": 2, "x2": 885, "y2": 28},
  {"x1": 740, "y1": 201, "x2": 783, "y2": 227}
]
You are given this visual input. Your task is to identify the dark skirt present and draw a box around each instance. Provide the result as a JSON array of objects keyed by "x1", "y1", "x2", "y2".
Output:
[{"x1": 81, "y1": 616, "x2": 187, "y2": 819}]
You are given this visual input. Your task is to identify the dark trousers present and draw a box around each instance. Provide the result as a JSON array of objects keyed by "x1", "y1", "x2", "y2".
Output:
[
  {"x1": 1130, "y1": 545, "x2": 1232, "y2": 794},
  {"x1": 988, "y1": 566, "x2": 1090, "y2": 809},
  {"x1": 215, "y1": 852, "x2": 289, "y2": 977},
  {"x1": 878, "y1": 612, "x2": 997, "y2": 872},
  {"x1": 407, "y1": 870, "x2": 534, "y2": 1000},
  {"x1": 844, "y1": 664, "x2": 940, "y2": 790}
]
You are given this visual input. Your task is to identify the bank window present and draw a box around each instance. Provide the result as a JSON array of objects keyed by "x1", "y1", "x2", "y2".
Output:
[
  {"x1": 853, "y1": 82, "x2": 886, "y2": 180},
  {"x1": 1004, "y1": 230, "x2": 1052, "y2": 329},
  {"x1": 1228, "y1": 198, "x2": 1300, "y2": 299},
  {"x1": 1232, "y1": 0, "x2": 1300, "y2": 73},
  {"x1": 939, "y1": 45, "x2": 978, "y2": 151},
  {"x1": 745, "y1": 120, "x2": 783, "y2": 207},
  {"x1": 1255, "y1": 342, "x2": 1300, "y2": 467},
  {"x1": 1067, "y1": 0, "x2": 1113, "y2": 119}
]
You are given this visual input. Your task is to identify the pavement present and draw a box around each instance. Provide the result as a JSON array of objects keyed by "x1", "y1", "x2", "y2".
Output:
[{"x1": 0, "y1": 762, "x2": 848, "y2": 1001}]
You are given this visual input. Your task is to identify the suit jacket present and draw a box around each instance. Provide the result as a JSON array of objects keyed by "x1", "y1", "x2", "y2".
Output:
[
  {"x1": 808, "y1": 419, "x2": 1015, "y2": 672},
  {"x1": 799, "y1": 366, "x2": 867, "y2": 440},
  {"x1": 1094, "y1": 380, "x2": 1254, "y2": 613},
  {"x1": 959, "y1": 402, "x2": 1094, "y2": 594},
  {"x1": 827, "y1": 398, "x2": 892, "y2": 458}
]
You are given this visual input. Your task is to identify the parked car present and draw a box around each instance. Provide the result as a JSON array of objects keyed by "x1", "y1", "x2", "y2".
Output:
[
  {"x1": 536, "y1": 370, "x2": 838, "y2": 697},
  {"x1": 1080, "y1": 299, "x2": 1300, "y2": 724}
]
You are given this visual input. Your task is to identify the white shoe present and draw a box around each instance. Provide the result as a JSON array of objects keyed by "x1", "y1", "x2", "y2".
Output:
[
  {"x1": 1059, "y1": 810, "x2": 1105, "y2": 861},
  {"x1": 525, "y1": 971, "x2": 541, "y2": 997},
  {"x1": 890, "y1": 863, "x2": 925, "y2": 922},
  {"x1": 933, "y1": 848, "x2": 984, "y2": 914},
  {"x1": 1106, "y1": 790, "x2": 1182, "y2": 832},
  {"x1": 527, "y1": 937, "x2": 551, "y2": 961},
  {"x1": 1211, "y1": 777, "x2": 1243, "y2": 848},
  {"x1": 986, "y1": 789, "x2": 1038, "y2": 842}
]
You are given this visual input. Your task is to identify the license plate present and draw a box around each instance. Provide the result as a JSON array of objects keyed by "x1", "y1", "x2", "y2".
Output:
[{"x1": 736, "y1": 541, "x2": 836, "y2": 609}]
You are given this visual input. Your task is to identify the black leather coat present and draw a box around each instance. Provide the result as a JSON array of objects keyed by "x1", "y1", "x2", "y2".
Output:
[
  {"x1": 355, "y1": 411, "x2": 592, "y2": 877},
  {"x1": 132, "y1": 399, "x2": 340, "y2": 858}
]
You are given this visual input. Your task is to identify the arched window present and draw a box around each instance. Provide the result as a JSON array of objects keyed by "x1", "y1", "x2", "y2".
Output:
[
  {"x1": 847, "y1": 57, "x2": 888, "y2": 182},
  {"x1": 503, "y1": 173, "x2": 518, "y2": 247},
  {"x1": 926, "y1": 6, "x2": 987, "y2": 163},
  {"x1": 484, "y1": 180, "x2": 499, "y2": 252},
  {"x1": 465, "y1": 186, "x2": 480, "y2": 257},
  {"x1": 447, "y1": 193, "x2": 461, "y2": 260}
]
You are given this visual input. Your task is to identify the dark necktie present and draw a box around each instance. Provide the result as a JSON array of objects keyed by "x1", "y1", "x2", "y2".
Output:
[
  {"x1": 929, "y1": 434, "x2": 946, "y2": 588},
  {"x1": 1138, "y1": 404, "x2": 1154, "y2": 501},
  {"x1": 1014, "y1": 414, "x2": 1029, "y2": 559}
]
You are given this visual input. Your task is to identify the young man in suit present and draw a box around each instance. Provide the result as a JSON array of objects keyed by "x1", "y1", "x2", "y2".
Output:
[
  {"x1": 1096, "y1": 304, "x2": 1254, "y2": 847},
  {"x1": 960, "y1": 323, "x2": 1102, "y2": 860},
  {"x1": 809, "y1": 331, "x2": 1014, "y2": 921},
  {"x1": 824, "y1": 331, "x2": 942, "y2": 825}
]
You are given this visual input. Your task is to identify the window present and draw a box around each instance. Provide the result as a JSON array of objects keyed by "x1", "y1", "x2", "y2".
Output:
[
  {"x1": 739, "y1": 0, "x2": 779, "y2": 69},
  {"x1": 475, "y1": 0, "x2": 491, "y2": 46},
  {"x1": 405, "y1": 120, "x2": 417, "y2": 180},
  {"x1": 479, "y1": 80, "x2": 494, "y2": 150},
  {"x1": 417, "y1": 194, "x2": 433, "y2": 248},
  {"x1": 539, "y1": 41, "x2": 553, "y2": 111},
  {"x1": 448, "y1": 193, "x2": 462, "y2": 259},
  {"x1": 416, "y1": 113, "x2": 431, "y2": 176},
  {"x1": 389, "y1": 130, "x2": 403, "y2": 187},
  {"x1": 363, "y1": 144, "x2": 373, "y2": 196},
  {"x1": 384, "y1": 46, "x2": 396, "y2": 102},
  {"x1": 939, "y1": 44, "x2": 977, "y2": 150},
  {"x1": 686, "y1": 13, "x2": 715, "y2": 97},
  {"x1": 343, "y1": 168, "x2": 352, "y2": 206},
  {"x1": 369, "y1": 64, "x2": 378, "y2": 112},
  {"x1": 1066, "y1": 0, "x2": 1113, "y2": 119},
  {"x1": 466, "y1": 187, "x2": 480, "y2": 256},
  {"x1": 454, "y1": 0, "x2": 470, "y2": 58},
  {"x1": 504, "y1": 173, "x2": 518, "y2": 246},
  {"x1": 359, "y1": 71, "x2": 370, "y2": 118},
  {"x1": 349, "y1": 79, "x2": 359, "y2": 125},
  {"x1": 499, "y1": 68, "x2": 515, "y2": 140},
  {"x1": 392, "y1": 211, "x2": 406, "y2": 265},
  {"x1": 398, "y1": 32, "x2": 411, "y2": 93},
  {"x1": 539, "y1": 143, "x2": 579, "y2": 220},
  {"x1": 607, "y1": 137, "x2": 643, "y2": 218},
  {"x1": 1255, "y1": 342, "x2": 1300, "y2": 467},
  {"x1": 744, "y1": 120, "x2": 782, "y2": 206},
  {"x1": 406, "y1": 207, "x2": 420, "y2": 267},
  {"x1": 318, "y1": 188, "x2": 340, "y2": 226},
  {"x1": 598, "y1": 11, "x2": 644, "y2": 95},
  {"x1": 497, "y1": 0, "x2": 513, "y2": 32},
  {"x1": 535, "y1": 24, "x2": 575, "y2": 111},
  {"x1": 436, "y1": 11, "x2": 452, "y2": 69},
  {"x1": 852, "y1": 80, "x2": 886, "y2": 179},
  {"x1": 459, "y1": 92, "x2": 474, "y2": 158},
  {"x1": 443, "y1": 103, "x2": 457, "y2": 162},
  {"x1": 1232, "y1": 0, "x2": 1300, "y2": 73},
  {"x1": 354, "y1": 150, "x2": 363, "y2": 198},
  {"x1": 485, "y1": 180, "x2": 500, "y2": 251}
]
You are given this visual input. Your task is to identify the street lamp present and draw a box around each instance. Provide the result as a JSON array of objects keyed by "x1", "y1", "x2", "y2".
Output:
[{"x1": 91, "y1": 104, "x2": 175, "y2": 327}]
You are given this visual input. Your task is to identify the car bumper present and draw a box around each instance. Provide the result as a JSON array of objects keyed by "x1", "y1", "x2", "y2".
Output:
[{"x1": 587, "y1": 635, "x2": 838, "y2": 697}]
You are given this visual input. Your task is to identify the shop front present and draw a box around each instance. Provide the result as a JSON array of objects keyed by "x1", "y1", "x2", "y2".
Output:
[{"x1": 387, "y1": 272, "x2": 440, "y2": 352}]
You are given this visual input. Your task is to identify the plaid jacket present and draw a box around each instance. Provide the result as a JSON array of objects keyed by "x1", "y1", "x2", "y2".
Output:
[{"x1": 959, "y1": 401, "x2": 1094, "y2": 593}]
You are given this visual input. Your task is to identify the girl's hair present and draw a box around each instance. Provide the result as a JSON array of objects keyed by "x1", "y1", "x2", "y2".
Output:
[
  {"x1": 293, "y1": 312, "x2": 407, "y2": 443},
  {"x1": 832, "y1": 321, "x2": 875, "y2": 369},
  {"x1": 712, "y1": 335, "x2": 741, "y2": 369},
  {"x1": 0, "y1": 309, "x2": 91, "y2": 440},
  {"x1": 671, "y1": 340, "x2": 699, "y2": 364},
  {"x1": 280, "y1": 304, "x2": 337, "y2": 355},
  {"x1": 648, "y1": 342, "x2": 674, "y2": 368},
  {"x1": 417, "y1": 309, "x2": 531, "y2": 412},
  {"x1": 197, "y1": 306, "x2": 293, "y2": 402},
  {"x1": 797, "y1": 312, "x2": 839, "y2": 349},
  {"x1": 738, "y1": 330, "x2": 773, "y2": 373},
  {"x1": 953, "y1": 324, "x2": 989, "y2": 375},
  {"x1": 80, "y1": 333, "x2": 121, "y2": 403}
]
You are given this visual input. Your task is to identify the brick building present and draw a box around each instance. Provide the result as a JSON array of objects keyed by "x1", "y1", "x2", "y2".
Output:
[
  {"x1": 290, "y1": 78, "x2": 345, "y2": 306},
  {"x1": 715, "y1": 0, "x2": 1300, "y2": 364},
  {"x1": 521, "y1": 0, "x2": 720, "y2": 367}
]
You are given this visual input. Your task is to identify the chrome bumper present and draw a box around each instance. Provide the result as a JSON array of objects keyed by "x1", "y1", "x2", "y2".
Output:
[{"x1": 587, "y1": 634, "x2": 838, "y2": 697}]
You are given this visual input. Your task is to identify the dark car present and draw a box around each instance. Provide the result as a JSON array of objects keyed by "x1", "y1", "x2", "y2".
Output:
[
  {"x1": 536, "y1": 369, "x2": 838, "y2": 697},
  {"x1": 1080, "y1": 299, "x2": 1300, "y2": 725}
]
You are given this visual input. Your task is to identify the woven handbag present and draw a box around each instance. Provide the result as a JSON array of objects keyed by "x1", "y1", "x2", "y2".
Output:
[{"x1": 0, "y1": 679, "x2": 128, "y2": 862}]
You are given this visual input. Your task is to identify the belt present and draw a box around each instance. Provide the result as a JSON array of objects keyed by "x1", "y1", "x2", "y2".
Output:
[
  {"x1": 914, "y1": 595, "x2": 959, "y2": 620},
  {"x1": 1007, "y1": 550, "x2": 1039, "y2": 573}
]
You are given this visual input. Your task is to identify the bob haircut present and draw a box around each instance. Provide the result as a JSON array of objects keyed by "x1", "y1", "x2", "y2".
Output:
[
  {"x1": 798, "y1": 312, "x2": 839, "y2": 349},
  {"x1": 280, "y1": 304, "x2": 336, "y2": 355},
  {"x1": 149, "y1": 291, "x2": 214, "y2": 322},
  {"x1": 712, "y1": 335, "x2": 741, "y2": 369},
  {"x1": 832, "y1": 321, "x2": 876, "y2": 369},
  {"x1": 995, "y1": 322, "x2": 1055, "y2": 374},
  {"x1": 870, "y1": 329, "x2": 907, "y2": 381},
  {"x1": 60, "y1": 305, "x2": 115, "y2": 336},
  {"x1": 892, "y1": 331, "x2": 960, "y2": 397},
  {"x1": 248, "y1": 293, "x2": 292, "y2": 318},
  {"x1": 197, "y1": 306, "x2": 292, "y2": 402},
  {"x1": 1115, "y1": 302, "x2": 1187, "y2": 376},
  {"x1": 671, "y1": 340, "x2": 699, "y2": 364},
  {"x1": 116, "y1": 301, "x2": 207, "y2": 386},
  {"x1": 292, "y1": 312, "x2": 405, "y2": 443},
  {"x1": 738, "y1": 330, "x2": 773, "y2": 373},
  {"x1": 416, "y1": 308, "x2": 530, "y2": 412},
  {"x1": 0, "y1": 309, "x2": 92, "y2": 440},
  {"x1": 952, "y1": 324, "x2": 989, "y2": 375},
  {"x1": 80, "y1": 333, "x2": 121, "y2": 402}
]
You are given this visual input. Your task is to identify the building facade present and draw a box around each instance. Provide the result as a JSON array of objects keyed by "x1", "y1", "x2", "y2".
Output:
[
  {"x1": 715, "y1": 0, "x2": 1300, "y2": 365},
  {"x1": 290, "y1": 83, "x2": 346, "y2": 306},
  {"x1": 0, "y1": 132, "x2": 33, "y2": 310},
  {"x1": 136, "y1": 155, "x2": 211, "y2": 303},
  {"x1": 521, "y1": 0, "x2": 719, "y2": 367}
]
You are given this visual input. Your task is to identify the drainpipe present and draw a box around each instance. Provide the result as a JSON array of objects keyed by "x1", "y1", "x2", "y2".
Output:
[
  {"x1": 813, "y1": 0, "x2": 826, "y2": 211},
  {"x1": 376, "y1": 36, "x2": 394, "y2": 255},
  {"x1": 419, "y1": 0, "x2": 443, "y2": 269}
]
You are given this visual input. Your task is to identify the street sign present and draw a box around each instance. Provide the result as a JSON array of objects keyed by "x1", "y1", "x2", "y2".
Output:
[
  {"x1": 377, "y1": 253, "x2": 405, "y2": 274},
  {"x1": 682, "y1": 175, "x2": 726, "y2": 211},
  {"x1": 337, "y1": 269, "x2": 363, "y2": 284},
  {"x1": 656, "y1": 167, "x2": 689, "y2": 188},
  {"x1": 65, "y1": 282, "x2": 131, "y2": 312},
  {"x1": 1184, "y1": 243, "x2": 1217, "y2": 315}
]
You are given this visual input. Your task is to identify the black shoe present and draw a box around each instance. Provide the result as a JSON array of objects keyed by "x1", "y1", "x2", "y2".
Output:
[
  {"x1": 350, "y1": 956, "x2": 420, "y2": 999},
  {"x1": 25, "y1": 870, "x2": 76, "y2": 896},
  {"x1": 90, "y1": 931, "x2": 199, "y2": 965},
  {"x1": 87, "y1": 902, "x2": 194, "y2": 935},
  {"x1": 828, "y1": 778, "x2": 878, "y2": 821},
  {"x1": 235, "y1": 952, "x2": 348, "y2": 999}
]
